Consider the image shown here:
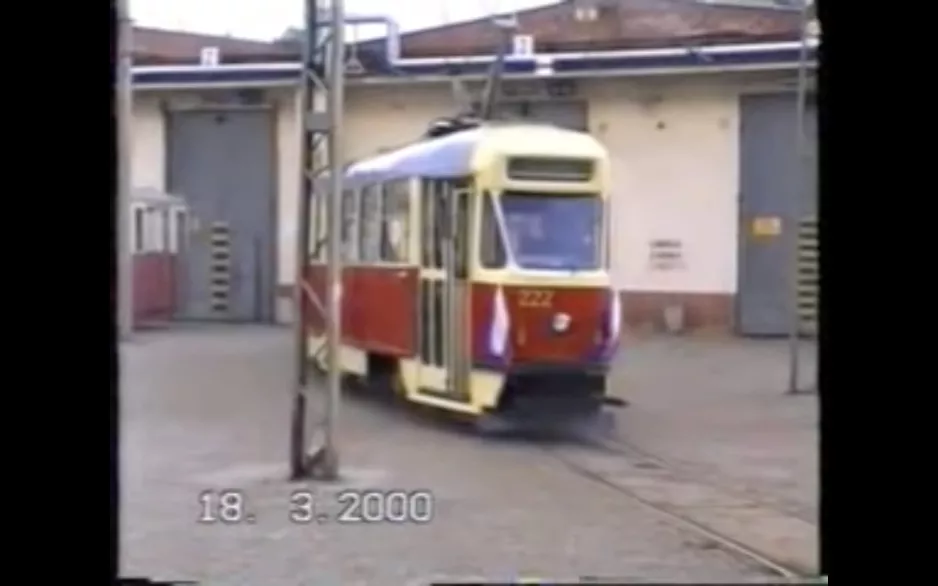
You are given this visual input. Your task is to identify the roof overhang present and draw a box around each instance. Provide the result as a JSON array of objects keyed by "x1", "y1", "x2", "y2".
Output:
[
  {"x1": 131, "y1": 187, "x2": 187, "y2": 207},
  {"x1": 133, "y1": 40, "x2": 818, "y2": 91}
]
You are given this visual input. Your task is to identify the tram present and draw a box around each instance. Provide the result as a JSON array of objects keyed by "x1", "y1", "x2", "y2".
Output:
[
  {"x1": 302, "y1": 123, "x2": 623, "y2": 430},
  {"x1": 130, "y1": 187, "x2": 187, "y2": 328}
]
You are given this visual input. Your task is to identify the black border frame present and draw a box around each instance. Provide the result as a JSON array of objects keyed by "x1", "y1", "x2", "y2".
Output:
[
  {"x1": 104, "y1": 0, "x2": 839, "y2": 582},
  {"x1": 110, "y1": 0, "x2": 120, "y2": 583},
  {"x1": 816, "y1": 0, "x2": 831, "y2": 576}
]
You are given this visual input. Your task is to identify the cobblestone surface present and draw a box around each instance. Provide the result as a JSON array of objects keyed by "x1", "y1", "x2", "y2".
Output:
[
  {"x1": 120, "y1": 326, "x2": 773, "y2": 585},
  {"x1": 609, "y1": 335, "x2": 818, "y2": 521}
]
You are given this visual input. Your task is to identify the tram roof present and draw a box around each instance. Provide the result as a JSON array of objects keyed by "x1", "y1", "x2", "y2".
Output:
[{"x1": 343, "y1": 124, "x2": 606, "y2": 187}]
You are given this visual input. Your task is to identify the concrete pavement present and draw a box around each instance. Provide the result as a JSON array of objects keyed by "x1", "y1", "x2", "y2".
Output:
[{"x1": 120, "y1": 326, "x2": 785, "y2": 585}]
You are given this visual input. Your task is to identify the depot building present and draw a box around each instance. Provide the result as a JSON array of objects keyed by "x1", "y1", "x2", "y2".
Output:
[{"x1": 129, "y1": 0, "x2": 818, "y2": 335}]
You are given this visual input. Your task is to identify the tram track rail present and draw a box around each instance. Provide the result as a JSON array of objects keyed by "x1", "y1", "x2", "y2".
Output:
[
  {"x1": 577, "y1": 431, "x2": 816, "y2": 524},
  {"x1": 543, "y1": 430, "x2": 813, "y2": 581},
  {"x1": 305, "y1": 379, "x2": 815, "y2": 579}
]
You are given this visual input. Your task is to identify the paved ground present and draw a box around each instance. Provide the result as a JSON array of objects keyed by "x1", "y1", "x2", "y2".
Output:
[
  {"x1": 120, "y1": 326, "x2": 794, "y2": 585},
  {"x1": 609, "y1": 336, "x2": 818, "y2": 521}
]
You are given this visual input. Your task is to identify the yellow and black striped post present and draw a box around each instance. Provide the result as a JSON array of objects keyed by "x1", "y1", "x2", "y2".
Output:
[
  {"x1": 796, "y1": 216, "x2": 818, "y2": 337},
  {"x1": 209, "y1": 222, "x2": 232, "y2": 313}
]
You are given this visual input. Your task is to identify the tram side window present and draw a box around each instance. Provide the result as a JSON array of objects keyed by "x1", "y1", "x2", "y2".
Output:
[
  {"x1": 359, "y1": 184, "x2": 382, "y2": 262},
  {"x1": 133, "y1": 206, "x2": 145, "y2": 253},
  {"x1": 602, "y1": 200, "x2": 611, "y2": 269},
  {"x1": 161, "y1": 209, "x2": 171, "y2": 254},
  {"x1": 340, "y1": 189, "x2": 359, "y2": 262},
  {"x1": 147, "y1": 207, "x2": 165, "y2": 252},
  {"x1": 454, "y1": 189, "x2": 470, "y2": 278},
  {"x1": 381, "y1": 180, "x2": 411, "y2": 263},
  {"x1": 133, "y1": 206, "x2": 168, "y2": 253},
  {"x1": 480, "y1": 192, "x2": 507, "y2": 268},
  {"x1": 419, "y1": 181, "x2": 430, "y2": 267},
  {"x1": 420, "y1": 179, "x2": 445, "y2": 268}
]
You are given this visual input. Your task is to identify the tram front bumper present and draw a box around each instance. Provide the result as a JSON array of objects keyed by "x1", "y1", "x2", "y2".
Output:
[
  {"x1": 477, "y1": 365, "x2": 624, "y2": 435},
  {"x1": 477, "y1": 403, "x2": 618, "y2": 437}
]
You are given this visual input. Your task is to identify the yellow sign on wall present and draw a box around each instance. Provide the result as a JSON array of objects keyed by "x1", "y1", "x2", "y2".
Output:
[{"x1": 751, "y1": 216, "x2": 782, "y2": 238}]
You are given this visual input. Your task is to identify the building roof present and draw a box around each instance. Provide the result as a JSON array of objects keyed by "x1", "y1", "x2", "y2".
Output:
[
  {"x1": 132, "y1": 26, "x2": 296, "y2": 65},
  {"x1": 376, "y1": 0, "x2": 802, "y2": 57},
  {"x1": 133, "y1": 0, "x2": 803, "y2": 65},
  {"x1": 131, "y1": 187, "x2": 186, "y2": 207}
]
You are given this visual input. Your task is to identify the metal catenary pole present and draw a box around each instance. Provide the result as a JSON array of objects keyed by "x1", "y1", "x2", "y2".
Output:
[
  {"x1": 786, "y1": 0, "x2": 814, "y2": 395},
  {"x1": 116, "y1": 0, "x2": 134, "y2": 339},
  {"x1": 289, "y1": 0, "x2": 317, "y2": 480},
  {"x1": 290, "y1": 0, "x2": 346, "y2": 480},
  {"x1": 323, "y1": 0, "x2": 346, "y2": 478}
]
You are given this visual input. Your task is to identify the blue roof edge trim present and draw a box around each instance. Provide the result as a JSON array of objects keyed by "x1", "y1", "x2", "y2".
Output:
[{"x1": 133, "y1": 42, "x2": 818, "y2": 88}]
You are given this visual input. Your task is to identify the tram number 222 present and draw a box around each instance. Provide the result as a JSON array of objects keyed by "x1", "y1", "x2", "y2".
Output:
[
  {"x1": 198, "y1": 489, "x2": 435, "y2": 525},
  {"x1": 518, "y1": 289, "x2": 553, "y2": 308}
]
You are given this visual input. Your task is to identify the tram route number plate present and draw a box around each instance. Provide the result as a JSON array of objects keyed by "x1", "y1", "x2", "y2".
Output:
[
  {"x1": 518, "y1": 289, "x2": 553, "y2": 308},
  {"x1": 751, "y1": 216, "x2": 782, "y2": 238}
]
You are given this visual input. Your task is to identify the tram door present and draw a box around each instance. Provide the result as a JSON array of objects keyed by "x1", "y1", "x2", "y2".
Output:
[{"x1": 417, "y1": 179, "x2": 472, "y2": 402}]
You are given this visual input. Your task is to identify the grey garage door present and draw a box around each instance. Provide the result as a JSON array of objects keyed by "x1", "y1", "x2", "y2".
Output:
[
  {"x1": 167, "y1": 109, "x2": 277, "y2": 322},
  {"x1": 737, "y1": 93, "x2": 818, "y2": 336}
]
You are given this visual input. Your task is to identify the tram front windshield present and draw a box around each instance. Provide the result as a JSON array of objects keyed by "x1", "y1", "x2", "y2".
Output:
[{"x1": 483, "y1": 191, "x2": 603, "y2": 271}]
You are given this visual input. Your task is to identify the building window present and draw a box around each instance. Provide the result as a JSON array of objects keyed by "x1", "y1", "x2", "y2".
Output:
[{"x1": 133, "y1": 206, "x2": 145, "y2": 253}]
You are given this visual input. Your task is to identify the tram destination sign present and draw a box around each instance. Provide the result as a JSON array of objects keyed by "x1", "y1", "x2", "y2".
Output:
[{"x1": 506, "y1": 157, "x2": 595, "y2": 183}]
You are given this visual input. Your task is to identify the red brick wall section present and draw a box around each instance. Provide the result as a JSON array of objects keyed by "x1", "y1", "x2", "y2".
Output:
[
  {"x1": 133, "y1": 253, "x2": 176, "y2": 327},
  {"x1": 621, "y1": 290, "x2": 733, "y2": 334}
]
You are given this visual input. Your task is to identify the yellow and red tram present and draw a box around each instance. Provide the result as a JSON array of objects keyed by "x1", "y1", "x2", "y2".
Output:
[{"x1": 303, "y1": 123, "x2": 622, "y2": 430}]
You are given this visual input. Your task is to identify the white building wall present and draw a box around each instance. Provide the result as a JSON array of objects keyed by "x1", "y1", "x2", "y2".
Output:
[
  {"x1": 275, "y1": 90, "x2": 302, "y2": 321},
  {"x1": 129, "y1": 79, "x2": 747, "y2": 324},
  {"x1": 586, "y1": 79, "x2": 740, "y2": 296},
  {"x1": 132, "y1": 95, "x2": 165, "y2": 192}
]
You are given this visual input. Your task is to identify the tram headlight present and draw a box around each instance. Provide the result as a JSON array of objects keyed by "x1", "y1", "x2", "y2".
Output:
[
  {"x1": 487, "y1": 287, "x2": 511, "y2": 359},
  {"x1": 607, "y1": 289, "x2": 621, "y2": 343},
  {"x1": 599, "y1": 288, "x2": 622, "y2": 354},
  {"x1": 552, "y1": 312, "x2": 571, "y2": 333}
]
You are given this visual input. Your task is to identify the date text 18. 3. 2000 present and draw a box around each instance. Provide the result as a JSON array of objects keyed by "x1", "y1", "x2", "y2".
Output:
[{"x1": 197, "y1": 488, "x2": 435, "y2": 525}]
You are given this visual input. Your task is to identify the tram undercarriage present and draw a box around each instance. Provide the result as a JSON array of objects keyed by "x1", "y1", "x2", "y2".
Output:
[
  {"x1": 477, "y1": 367, "x2": 625, "y2": 437},
  {"x1": 309, "y1": 335, "x2": 623, "y2": 437}
]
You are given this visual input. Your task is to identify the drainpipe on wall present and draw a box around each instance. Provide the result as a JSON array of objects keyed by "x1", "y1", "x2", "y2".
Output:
[{"x1": 786, "y1": 0, "x2": 816, "y2": 395}]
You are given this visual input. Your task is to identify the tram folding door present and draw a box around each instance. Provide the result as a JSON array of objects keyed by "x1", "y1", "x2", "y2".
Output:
[{"x1": 417, "y1": 180, "x2": 472, "y2": 403}]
